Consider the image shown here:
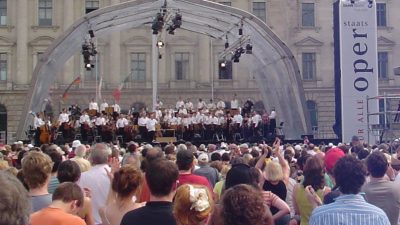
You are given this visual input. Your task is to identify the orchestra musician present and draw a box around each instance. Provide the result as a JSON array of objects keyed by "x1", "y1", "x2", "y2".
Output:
[
  {"x1": 231, "y1": 93, "x2": 239, "y2": 110},
  {"x1": 95, "y1": 113, "x2": 106, "y2": 139},
  {"x1": 100, "y1": 99, "x2": 108, "y2": 114},
  {"x1": 116, "y1": 114, "x2": 129, "y2": 138},
  {"x1": 146, "y1": 113, "x2": 158, "y2": 142},
  {"x1": 216, "y1": 99, "x2": 226, "y2": 110},
  {"x1": 138, "y1": 112, "x2": 148, "y2": 140},
  {"x1": 197, "y1": 98, "x2": 206, "y2": 111},
  {"x1": 251, "y1": 111, "x2": 262, "y2": 137},
  {"x1": 185, "y1": 99, "x2": 194, "y2": 112},
  {"x1": 58, "y1": 108, "x2": 70, "y2": 140},
  {"x1": 176, "y1": 97, "x2": 184, "y2": 110},
  {"x1": 79, "y1": 111, "x2": 91, "y2": 142},
  {"x1": 269, "y1": 107, "x2": 277, "y2": 135},
  {"x1": 89, "y1": 98, "x2": 99, "y2": 112},
  {"x1": 33, "y1": 112, "x2": 45, "y2": 145}
]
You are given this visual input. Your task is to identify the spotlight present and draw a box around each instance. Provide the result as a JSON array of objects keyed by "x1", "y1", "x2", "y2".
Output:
[
  {"x1": 152, "y1": 13, "x2": 164, "y2": 35},
  {"x1": 157, "y1": 41, "x2": 164, "y2": 48},
  {"x1": 246, "y1": 43, "x2": 253, "y2": 54},
  {"x1": 88, "y1": 30, "x2": 95, "y2": 38},
  {"x1": 172, "y1": 13, "x2": 182, "y2": 28},
  {"x1": 225, "y1": 42, "x2": 229, "y2": 49},
  {"x1": 159, "y1": 54, "x2": 162, "y2": 59},
  {"x1": 219, "y1": 61, "x2": 227, "y2": 69},
  {"x1": 86, "y1": 63, "x2": 91, "y2": 68},
  {"x1": 239, "y1": 28, "x2": 243, "y2": 35},
  {"x1": 231, "y1": 47, "x2": 244, "y2": 63}
]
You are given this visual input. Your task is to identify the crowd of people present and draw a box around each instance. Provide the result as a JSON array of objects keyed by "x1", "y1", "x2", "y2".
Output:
[
  {"x1": 1, "y1": 135, "x2": 400, "y2": 225},
  {"x1": 31, "y1": 95, "x2": 278, "y2": 147}
]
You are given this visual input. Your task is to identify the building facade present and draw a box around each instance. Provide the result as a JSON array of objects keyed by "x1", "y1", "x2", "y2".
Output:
[{"x1": 0, "y1": 0, "x2": 399, "y2": 143}]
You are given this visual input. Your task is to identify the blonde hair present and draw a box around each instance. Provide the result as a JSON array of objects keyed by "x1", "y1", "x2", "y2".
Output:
[
  {"x1": 22, "y1": 151, "x2": 53, "y2": 189},
  {"x1": 173, "y1": 184, "x2": 213, "y2": 225},
  {"x1": 264, "y1": 161, "x2": 283, "y2": 182}
]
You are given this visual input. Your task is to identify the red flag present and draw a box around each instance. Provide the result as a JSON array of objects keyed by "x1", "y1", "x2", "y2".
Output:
[
  {"x1": 62, "y1": 77, "x2": 81, "y2": 101},
  {"x1": 112, "y1": 75, "x2": 130, "y2": 102}
]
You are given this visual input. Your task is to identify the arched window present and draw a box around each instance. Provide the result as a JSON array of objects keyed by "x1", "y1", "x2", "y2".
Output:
[
  {"x1": 0, "y1": 104, "x2": 7, "y2": 143},
  {"x1": 306, "y1": 100, "x2": 318, "y2": 130}
]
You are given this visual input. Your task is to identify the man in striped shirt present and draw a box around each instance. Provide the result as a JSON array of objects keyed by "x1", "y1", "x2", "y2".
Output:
[{"x1": 309, "y1": 155, "x2": 390, "y2": 225}]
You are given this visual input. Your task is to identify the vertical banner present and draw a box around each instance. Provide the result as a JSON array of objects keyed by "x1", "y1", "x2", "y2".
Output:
[{"x1": 340, "y1": 0, "x2": 378, "y2": 144}]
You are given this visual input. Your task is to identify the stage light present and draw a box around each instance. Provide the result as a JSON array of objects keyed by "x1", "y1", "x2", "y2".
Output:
[
  {"x1": 152, "y1": 13, "x2": 164, "y2": 35},
  {"x1": 173, "y1": 13, "x2": 182, "y2": 28},
  {"x1": 157, "y1": 41, "x2": 164, "y2": 48},
  {"x1": 225, "y1": 35, "x2": 229, "y2": 49},
  {"x1": 88, "y1": 30, "x2": 95, "y2": 38},
  {"x1": 246, "y1": 43, "x2": 253, "y2": 54}
]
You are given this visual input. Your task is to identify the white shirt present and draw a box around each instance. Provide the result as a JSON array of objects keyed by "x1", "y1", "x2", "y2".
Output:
[
  {"x1": 113, "y1": 104, "x2": 121, "y2": 113},
  {"x1": 79, "y1": 114, "x2": 90, "y2": 124},
  {"x1": 89, "y1": 101, "x2": 99, "y2": 111},
  {"x1": 185, "y1": 102, "x2": 193, "y2": 110},
  {"x1": 269, "y1": 110, "x2": 277, "y2": 119},
  {"x1": 231, "y1": 99, "x2": 239, "y2": 109},
  {"x1": 58, "y1": 113, "x2": 69, "y2": 123},
  {"x1": 138, "y1": 117, "x2": 148, "y2": 127},
  {"x1": 197, "y1": 101, "x2": 206, "y2": 110},
  {"x1": 155, "y1": 110, "x2": 163, "y2": 120},
  {"x1": 78, "y1": 164, "x2": 111, "y2": 225},
  {"x1": 95, "y1": 117, "x2": 106, "y2": 126},
  {"x1": 116, "y1": 118, "x2": 128, "y2": 128},
  {"x1": 34, "y1": 117, "x2": 44, "y2": 129},
  {"x1": 100, "y1": 102, "x2": 108, "y2": 112},
  {"x1": 251, "y1": 114, "x2": 262, "y2": 127},
  {"x1": 146, "y1": 118, "x2": 157, "y2": 131},
  {"x1": 233, "y1": 114, "x2": 243, "y2": 125},
  {"x1": 178, "y1": 108, "x2": 188, "y2": 115},
  {"x1": 207, "y1": 103, "x2": 216, "y2": 110},
  {"x1": 176, "y1": 100, "x2": 185, "y2": 110},
  {"x1": 217, "y1": 101, "x2": 226, "y2": 109}
]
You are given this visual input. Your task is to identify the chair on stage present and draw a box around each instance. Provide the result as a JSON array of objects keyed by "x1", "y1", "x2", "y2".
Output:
[{"x1": 116, "y1": 135, "x2": 124, "y2": 144}]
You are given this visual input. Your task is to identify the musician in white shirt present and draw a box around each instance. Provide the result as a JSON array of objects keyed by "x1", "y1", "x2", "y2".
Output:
[
  {"x1": 113, "y1": 103, "x2": 121, "y2": 114},
  {"x1": 231, "y1": 94, "x2": 239, "y2": 109},
  {"x1": 79, "y1": 111, "x2": 91, "y2": 142},
  {"x1": 100, "y1": 99, "x2": 108, "y2": 113},
  {"x1": 197, "y1": 98, "x2": 206, "y2": 111},
  {"x1": 176, "y1": 97, "x2": 185, "y2": 110},
  {"x1": 185, "y1": 99, "x2": 194, "y2": 111},
  {"x1": 207, "y1": 99, "x2": 216, "y2": 110},
  {"x1": 146, "y1": 113, "x2": 158, "y2": 142},
  {"x1": 138, "y1": 113, "x2": 148, "y2": 140},
  {"x1": 89, "y1": 98, "x2": 99, "y2": 111},
  {"x1": 58, "y1": 108, "x2": 70, "y2": 124},
  {"x1": 116, "y1": 115, "x2": 129, "y2": 137},
  {"x1": 269, "y1": 108, "x2": 277, "y2": 135},
  {"x1": 33, "y1": 113, "x2": 44, "y2": 145},
  {"x1": 217, "y1": 99, "x2": 226, "y2": 109}
]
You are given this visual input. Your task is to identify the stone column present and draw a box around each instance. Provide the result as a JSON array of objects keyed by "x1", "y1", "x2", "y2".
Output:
[
  {"x1": 63, "y1": 0, "x2": 74, "y2": 84},
  {"x1": 16, "y1": 0, "x2": 28, "y2": 85},
  {"x1": 198, "y1": 35, "x2": 211, "y2": 84}
]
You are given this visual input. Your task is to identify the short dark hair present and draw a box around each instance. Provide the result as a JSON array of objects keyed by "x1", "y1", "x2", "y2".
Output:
[
  {"x1": 46, "y1": 149, "x2": 63, "y2": 173},
  {"x1": 366, "y1": 151, "x2": 388, "y2": 178},
  {"x1": 333, "y1": 155, "x2": 366, "y2": 194},
  {"x1": 52, "y1": 182, "x2": 84, "y2": 207},
  {"x1": 176, "y1": 150, "x2": 194, "y2": 170},
  {"x1": 146, "y1": 159, "x2": 178, "y2": 197},
  {"x1": 211, "y1": 153, "x2": 221, "y2": 161},
  {"x1": 57, "y1": 160, "x2": 81, "y2": 183}
]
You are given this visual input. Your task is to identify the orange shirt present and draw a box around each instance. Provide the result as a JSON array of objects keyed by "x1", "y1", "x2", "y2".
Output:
[{"x1": 30, "y1": 207, "x2": 86, "y2": 225}]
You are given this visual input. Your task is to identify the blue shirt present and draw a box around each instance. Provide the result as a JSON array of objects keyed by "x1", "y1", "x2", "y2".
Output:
[{"x1": 309, "y1": 194, "x2": 390, "y2": 225}]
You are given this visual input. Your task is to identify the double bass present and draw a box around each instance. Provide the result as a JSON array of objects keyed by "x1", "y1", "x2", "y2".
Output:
[{"x1": 39, "y1": 119, "x2": 51, "y2": 144}]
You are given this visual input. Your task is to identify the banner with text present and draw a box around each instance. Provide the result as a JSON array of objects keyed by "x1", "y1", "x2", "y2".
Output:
[{"x1": 340, "y1": 0, "x2": 378, "y2": 144}]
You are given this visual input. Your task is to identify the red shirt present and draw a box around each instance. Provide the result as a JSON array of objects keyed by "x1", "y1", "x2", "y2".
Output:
[{"x1": 178, "y1": 173, "x2": 212, "y2": 192}]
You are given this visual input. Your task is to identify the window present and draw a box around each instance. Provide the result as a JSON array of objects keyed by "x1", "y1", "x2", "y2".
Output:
[
  {"x1": 38, "y1": 0, "x2": 52, "y2": 26},
  {"x1": 130, "y1": 53, "x2": 146, "y2": 81},
  {"x1": 302, "y1": 53, "x2": 316, "y2": 80},
  {"x1": 218, "y1": 60, "x2": 232, "y2": 79},
  {"x1": 306, "y1": 100, "x2": 318, "y2": 129},
  {"x1": 86, "y1": 0, "x2": 99, "y2": 14},
  {"x1": 376, "y1": 3, "x2": 387, "y2": 27},
  {"x1": 219, "y1": 1, "x2": 231, "y2": 6},
  {"x1": 378, "y1": 99, "x2": 390, "y2": 127},
  {"x1": 378, "y1": 52, "x2": 388, "y2": 79},
  {"x1": 175, "y1": 53, "x2": 189, "y2": 80},
  {"x1": 252, "y1": 2, "x2": 266, "y2": 22},
  {"x1": 0, "y1": 0, "x2": 7, "y2": 26},
  {"x1": 302, "y1": 3, "x2": 315, "y2": 27},
  {"x1": 0, "y1": 53, "x2": 6, "y2": 81}
]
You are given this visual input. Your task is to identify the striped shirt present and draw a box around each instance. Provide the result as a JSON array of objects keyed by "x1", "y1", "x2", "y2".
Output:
[{"x1": 309, "y1": 194, "x2": 390, "y2": 225}]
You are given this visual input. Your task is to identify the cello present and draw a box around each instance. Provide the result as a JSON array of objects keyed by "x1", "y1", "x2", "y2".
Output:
[{"x1": 39, "y1": 118, "x2": 51, "y2": 144}]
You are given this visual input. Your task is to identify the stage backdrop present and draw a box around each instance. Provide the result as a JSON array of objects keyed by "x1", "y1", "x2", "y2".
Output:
[{"x1": 339, "y1": 0, "x2": 378, "y2": 144}]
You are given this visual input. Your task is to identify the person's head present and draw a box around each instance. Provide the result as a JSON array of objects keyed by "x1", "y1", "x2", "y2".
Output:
[
  {"x1": 333, "y1": 155, "x2": 367, "y2": 194},
  {"x1": 52, "y1": 182, "x2": 84, "y2": 214},
  {"x1": 112, "y1": 164, "x2": 142, "y2": 200},
  {"x1": 225, "y1": 163, "x2": 254, "y2": 190},
  {"x1": 75, "y1": 145, "x2": 87, "y2": 158},
  {"x1": 146, "y1": 159, "x2": 179, "y2": 197},
  {"x1": 57, "y1": 160, "x2": 81, "y2": 183},
  {"x1": 46, "y1": 149, "x2": 63, "y2": 173},
  {"x1": 324, "y1": 147, "x2": 345, "y2": 175},
  {"x1": 263, "y1": 161, "x2": 283, "y2": 182},
  {"x1": 221, "y1": 184, "x2": 273, "y2": 225},
  {"x1": 89, "y1": 143, "x2": 110, "y2": 165},
  {"x1": 303, "y1": 156, "x2": 325, "y2": 191},
  {"x1": 176, "y1": 150, "x2": 194, "y2": 171},
  {"x1": 197, "y1": 153, "x2": 209, "y2": 166},
  {"x1": 0, "y1": 171, "x2": 30, "y2": 225},
  {"x1": 366, "y1": 151, "x2": 388, "y2": 178},
  {"x1": 21, "y1": 151, "x2": 53, "y2": 189},
  {"x1": 173, "y1": 184, "x2": 213, "y2": 225}
]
